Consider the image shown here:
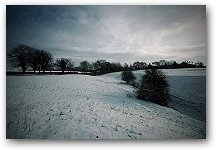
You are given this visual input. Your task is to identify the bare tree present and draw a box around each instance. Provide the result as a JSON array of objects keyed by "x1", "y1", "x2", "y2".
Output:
[
  {"x1": 66, "y1": 59, "x2": 74, "y2": 72},
  {"x1": 92, "y1": 60, "x2": 106, "y2": 72},
  {"x1": 7, "y1": 44, "x2": 33, "y2": 73},
  {"x1": 80, "y1": 60, "x2": 91, "y2": 73},
  {"x1": 38, "y1": 50, "x2": 53, "y2": 73},
  {"x1": 28, "y1": 49, "x2": 41, "y2": 73},
  {"x1": 55, "y1": 58, "x2": 70, "y2": 73}
]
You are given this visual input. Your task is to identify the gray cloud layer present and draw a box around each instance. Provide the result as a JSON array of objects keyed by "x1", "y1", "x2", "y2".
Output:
[{"x1": 7, "y1": 5, "x2": 207, "y2": 65}]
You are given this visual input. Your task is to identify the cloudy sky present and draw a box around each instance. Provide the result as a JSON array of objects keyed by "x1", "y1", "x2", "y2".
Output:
[{"x1": 6, "y1": 5, "x2": 207, "y2": 65}]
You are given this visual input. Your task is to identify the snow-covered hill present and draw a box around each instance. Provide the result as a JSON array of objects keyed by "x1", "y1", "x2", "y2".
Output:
[
  {"x1": 102, "y1": 68, "x2": 206, "y2": 122},
  {"x1": 6, "y1": 70, "x2": 206, "y2": 139}
]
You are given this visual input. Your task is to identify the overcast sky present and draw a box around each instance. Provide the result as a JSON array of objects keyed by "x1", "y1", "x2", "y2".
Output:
[{"x1": 6, "y1": 5, "x2": 207, "y2": 65}]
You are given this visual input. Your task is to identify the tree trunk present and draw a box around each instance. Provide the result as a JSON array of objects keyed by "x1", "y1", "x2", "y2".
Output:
[
  {"x1": 22, "y1": 66, "x2": 26, "y2": 73},
  {"x1": 62, "y1": 67, "x2": 65, "y2": 73},
  {"x1": 38, "y1": 66, "x2": 41, "y2": 73}
]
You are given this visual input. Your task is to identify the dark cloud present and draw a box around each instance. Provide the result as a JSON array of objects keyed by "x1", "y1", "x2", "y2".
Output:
[{"x1": 6, "y1": 5, "x2": 207, "y2": 66}]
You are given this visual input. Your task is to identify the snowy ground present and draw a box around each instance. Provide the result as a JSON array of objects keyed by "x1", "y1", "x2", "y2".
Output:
[
  {"x1": 6, "y1": 68, "x2": 206, "y2": 139},
  {"x1": 103, "y1": 68, "x2": 206, "y2": 122}
]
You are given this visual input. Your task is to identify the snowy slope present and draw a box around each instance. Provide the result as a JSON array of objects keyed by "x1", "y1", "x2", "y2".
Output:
[
  {"x1": 102, "y1": 68, "x2": 206, "y2": 122},
  {"x1": 6, "y1": 72, "x2": 206, "y2": 139}
]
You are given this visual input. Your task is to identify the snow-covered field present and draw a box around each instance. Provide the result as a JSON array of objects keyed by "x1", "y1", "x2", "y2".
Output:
[{"x1": 6, "y1": 68, "x2": 206, "y2": 139}]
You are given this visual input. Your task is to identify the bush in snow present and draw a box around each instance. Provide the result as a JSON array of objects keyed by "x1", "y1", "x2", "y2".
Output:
[
  {"x1": 137, "y1": 69, "x2": 170, "y2": 106},
  {"x1": 121, "y1": 71, "x2": 136, "y2": 84}
]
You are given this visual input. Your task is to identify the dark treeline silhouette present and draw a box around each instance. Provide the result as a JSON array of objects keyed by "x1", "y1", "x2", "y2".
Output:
[
  {"x1": 149, "y1": 60, "x2": 205, "y2": 69},
  {"x1": 7, "y1": 44, "x2": 206, "y2": 75},
  {"x1": 8, "y1": 44, "x2": 53, "y2": 73},
  {"x1": 55, "y1": 58, "x2": 74, "y2": 73}
]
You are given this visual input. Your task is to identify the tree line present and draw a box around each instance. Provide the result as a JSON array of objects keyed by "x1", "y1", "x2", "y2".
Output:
[
  {"x1": 7, "y1": 44, "x2": 205, "y2": 74},
  {"x1": 8, "y1": 45, "x2": 53, "y2": 73}
]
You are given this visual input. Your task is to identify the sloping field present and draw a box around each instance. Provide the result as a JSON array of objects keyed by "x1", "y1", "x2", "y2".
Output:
[
  {"x1": 6, "y1": 71, "x2": 206, "y2": 139},
  {"x1": 102, "y1": 68, "x2": 206, "y2": 121}
]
